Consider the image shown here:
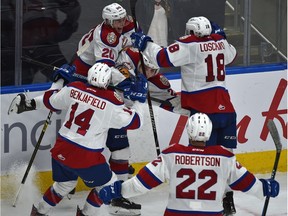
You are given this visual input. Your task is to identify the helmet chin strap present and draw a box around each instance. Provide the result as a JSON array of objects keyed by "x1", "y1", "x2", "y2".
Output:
[
  {"x1": 110, "y1": 20, "x2": 114, "y2": 28},
  {"x1": 104, "y1": 19, "x2": 113, "y2": 28}
]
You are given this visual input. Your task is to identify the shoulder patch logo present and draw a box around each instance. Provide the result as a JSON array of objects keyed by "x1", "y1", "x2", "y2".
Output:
[{"x1": 107, "y1": 32, "x2": 117, "y2": 44}]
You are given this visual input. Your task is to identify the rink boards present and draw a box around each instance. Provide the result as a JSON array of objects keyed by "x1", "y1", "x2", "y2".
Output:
[{"x1": 1, "y1": 63, "x2": 287, "y2": 193}]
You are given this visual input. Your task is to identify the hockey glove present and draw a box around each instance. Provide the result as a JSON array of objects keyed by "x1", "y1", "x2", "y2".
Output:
[
  {"x1": 210, "y1": 21, "x2": 227, "y2": 39},
  {"x1": 52, "y1": 64, "x2": 77, "y2": 84},
  {"x1": 124, "y1": 74, "x2": 148, "y2": 103},
  {"x1": 130, "y1": 32, "x2": 153, "y2": 52},
  {"x1": 260, "y1": 178, "x2": 280, "y2": 197},
  {"x1": 99, "y1": 180, "x2": 123, "y2": 205}
]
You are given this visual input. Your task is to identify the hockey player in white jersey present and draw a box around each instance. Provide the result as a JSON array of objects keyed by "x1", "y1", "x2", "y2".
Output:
[
  {"x1": 30, "y1": 62, "x2": 147, "y2": 216},
  {"x1": 98, "y1": 113, "x2": 280, "y2": 216},
  {"x1": 114, "y1": 47, "x2": 190, "y2": 116},
  {"x1": 130, "y1": 16, "x2": 239, "y2": 215},
  {"x1": 72, "y1": 2, "x2": 137, "y2": 76},
  {"x1": 9, "y1": 2, "x2": 137, "y2": 114},
  {"x1": 9, "y1": 3, "x2": 143, "y2": 215}
]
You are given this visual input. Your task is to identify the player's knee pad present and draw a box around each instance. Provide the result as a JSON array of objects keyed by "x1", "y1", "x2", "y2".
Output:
[
  {"x1": 110, "y1": 147, "x2": 130, "y2": 160},
  {"x1": 53, "y1": 180, "x2": 78, "y2": 197}
]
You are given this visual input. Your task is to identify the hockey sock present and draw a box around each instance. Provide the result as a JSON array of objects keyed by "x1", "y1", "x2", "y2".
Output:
[
  {"x1": 109, "y1": 158, "x2": 129, "y2": 181},
  {"x1": 86, "y1": 188, "x2": 103, "y2": 207},
  {"x1": 42, "y1": 186, "x2": 63, "y2": 207}
]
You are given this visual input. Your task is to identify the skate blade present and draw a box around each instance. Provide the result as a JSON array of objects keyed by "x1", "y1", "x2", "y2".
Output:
[{"x1": 108, "y1": 206, "x2": 141, "y2": 216}]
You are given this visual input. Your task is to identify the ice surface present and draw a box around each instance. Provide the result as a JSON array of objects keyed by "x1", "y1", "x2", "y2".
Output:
[{"x1": 1, "y1": 165, "x2": 287, "y2": 216}]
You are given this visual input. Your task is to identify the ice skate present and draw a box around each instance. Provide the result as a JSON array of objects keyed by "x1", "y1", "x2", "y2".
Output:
[
  {"x1": 128, "y1": 164, "x2": 135, "y2": 179},
  {"x1": 8, "y1": 93, "x2": 36, "y2": 114},
  {"x1": 76, "y1": 206, "x2": 87, "y2": 216},
  {"x1": 223, "y1": 191, "x2": 236, "y2": 215},
  {"x1": 30, "y1": 205, "x2": 47, "y2": 216},
  {"x1": 67, "y1": 187, "x2": 76, "y2": 200},
  {"x1": 108, "y1": 197, "x2": 141, "y2": 216}
]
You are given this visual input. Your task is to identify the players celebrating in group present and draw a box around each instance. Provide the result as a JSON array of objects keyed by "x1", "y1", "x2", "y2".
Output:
[
  {"x1": 98, "y1": 113, "x2": 280, "y2": 216},
  {"x1": 7, "y1": 2, "x2": 280, "y2": 216},
  {"x1": 129, "y1": 15, "x2": 239, "y2": 215}
]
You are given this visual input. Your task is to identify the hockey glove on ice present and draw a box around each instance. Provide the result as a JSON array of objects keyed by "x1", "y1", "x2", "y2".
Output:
[
  {"x1": 260, "y1": 178, "x2": 280, "y2": 197},
  {"x1": 99, "y1": 180, "x2": 123, "y2": 205},
  {"x1": 131, "y1": 32, "x2": 153, "y2": 52},
  {"x1": 210, "y1": 21, "x2": 226, "y2": 39}
]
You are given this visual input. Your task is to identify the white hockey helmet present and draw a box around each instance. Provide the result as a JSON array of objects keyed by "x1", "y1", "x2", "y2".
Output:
[
  {"x1": 87, "y1": 63, "x2": 112, "y2": 89},
  {"x1": 186, "y1": 113, "x2": 212, "y2": 142},
  {"x1": 185, "y1": 16, "x2": 212, "y2": 37},
  {"x1": 102, "y1": 3, "x2": 127, "y2": 26}
]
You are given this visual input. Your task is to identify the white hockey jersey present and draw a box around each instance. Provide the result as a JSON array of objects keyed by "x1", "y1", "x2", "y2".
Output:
[
  {"x1": 72, "y1": 16, "x2": 136, "y2": 77},
  {"x1": 113, "y1": 47, "x2": 190, "y2": 116},
  {"x1": 122, "y1": 144, "x2": 264, "y2": 216},
  {"x1": 43, "y1": 81, "x2": 143, "y2": 168},
  {"x1": 142, "y1": 34, "x2": 237, "y2": 113}
]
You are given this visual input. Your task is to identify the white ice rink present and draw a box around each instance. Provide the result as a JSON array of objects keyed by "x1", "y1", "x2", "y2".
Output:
[{"x1": 1, "y1": 164, "x2": 287, "y2": 216}]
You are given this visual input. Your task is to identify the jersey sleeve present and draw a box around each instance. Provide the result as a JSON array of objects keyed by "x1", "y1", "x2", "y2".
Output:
[
  {"x1": 121, "y1": 154, "x2": 168, "y2": 198},
  {"x1": 43, "y1": 82, "x2": 72, "y2": 111},
  {"x1": 148, "y1": 74, "x2": 190, "y2": 116},
  {"x1": 109, "y1": 101, "x2": 144, "y2": 130},
  {"x1": 143, "y1": 40, "x2": 196, "y2": 68},
  {"x1": 223, "y1": 41, "x2": 237, "y2": 65},
  {"x1": 161, "y1": 95, "x2": 191, "y2": 116},
  {"x1": 228, "y1": 158, "x2": 264, "y2": 199}
]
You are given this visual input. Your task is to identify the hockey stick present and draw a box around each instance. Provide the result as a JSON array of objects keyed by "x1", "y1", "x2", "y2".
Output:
[
  {"x1": 130, "y1": 0, "x2": 161, "y2": 155},
  {"x1": 13, "y1": 111, "x2": 53, "y2": 207},
  {"x1": 261, "y1": 119, "x2": 282, "y2": 216},
  {"x1": 21, "y1": 56, "x2": 170, "y2": 106},
  {"x1": 21, "y1": 56, "x2": 87, "y2": 81}
]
